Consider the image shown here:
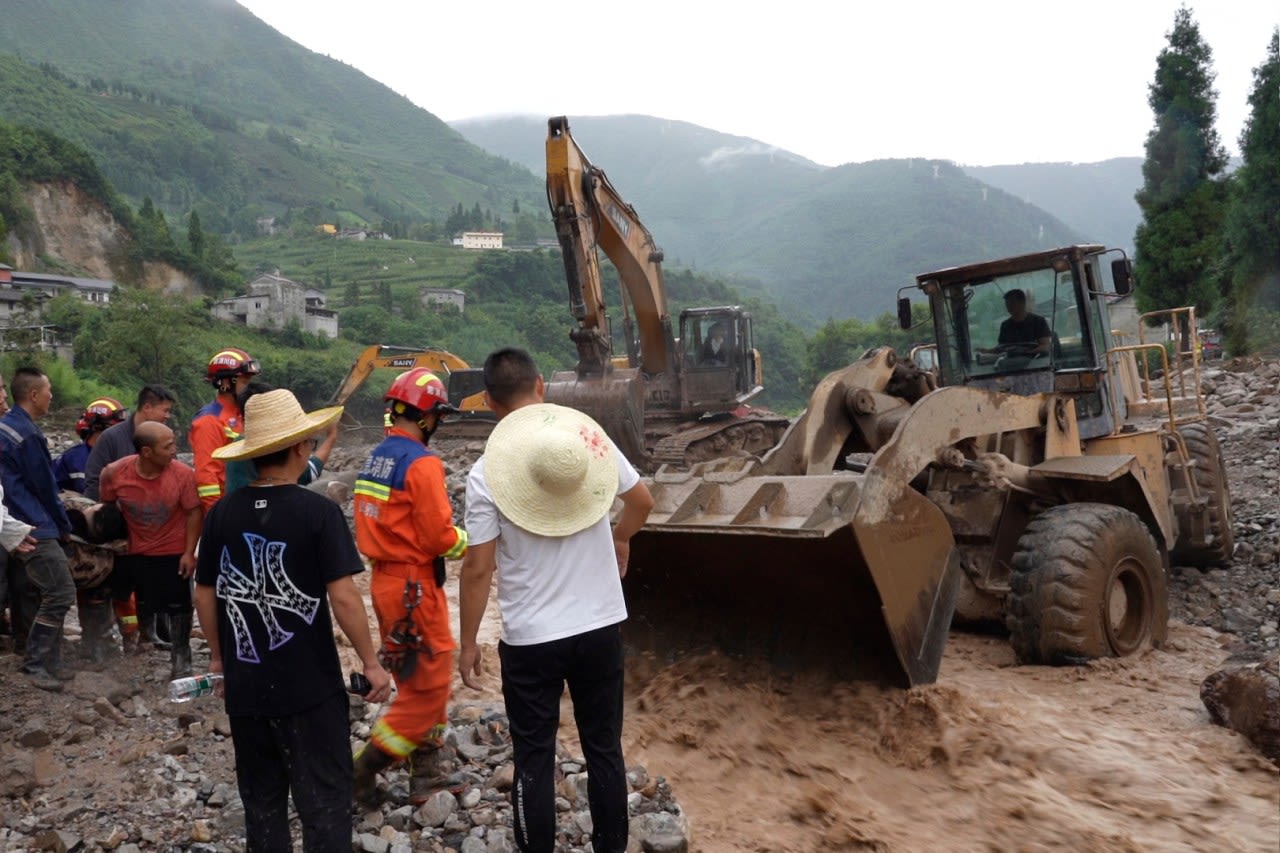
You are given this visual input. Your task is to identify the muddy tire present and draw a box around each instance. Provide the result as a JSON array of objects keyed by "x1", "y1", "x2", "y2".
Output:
[
  {"x1": 1007, "y1": 503, "x2": 1168, "y2": 665},
  {"x1": 1170, "y1": 421, "x2": 1235, "y2": 567}
]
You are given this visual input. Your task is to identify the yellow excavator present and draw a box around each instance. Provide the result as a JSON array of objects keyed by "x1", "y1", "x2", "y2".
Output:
[
  {"x1": 328, "y1": 345, "x2": 493, "y2": 431},
  {"x1": 544, "y1": 116, "x2": 788, "y2": 469}
]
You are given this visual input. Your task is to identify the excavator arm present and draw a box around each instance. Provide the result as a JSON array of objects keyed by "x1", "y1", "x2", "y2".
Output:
[
  {"x1": 546, "y1": 116, "x2": 676, "y2": 377},
  {"x1": 328, "y1": 345, "x2": 491, "y2": 427}
]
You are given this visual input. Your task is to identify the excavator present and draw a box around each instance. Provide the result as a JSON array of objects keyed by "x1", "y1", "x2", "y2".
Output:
[
  {"x1": 622, "y1": 245, "x2": 1232, "y2": 687},
  {"x1": 328, "y1": 345, "x2": 493, "y2": 431},
  {"x1": 543, "y1": 116, "x2": 788, "y2": 469}
]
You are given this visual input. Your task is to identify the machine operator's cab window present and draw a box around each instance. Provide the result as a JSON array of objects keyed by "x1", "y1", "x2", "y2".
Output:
[{"x1": 686, "y1": 314, "x2": 736, "y2": 369}]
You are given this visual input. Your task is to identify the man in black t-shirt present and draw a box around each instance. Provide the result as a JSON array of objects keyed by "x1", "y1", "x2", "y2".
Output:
[
  {"x1": 194, "y1": 390, "x2": 390, "y2": 852},
  {"x1": 981, "y1": 289, "x2": 1052, "y2": 356}
]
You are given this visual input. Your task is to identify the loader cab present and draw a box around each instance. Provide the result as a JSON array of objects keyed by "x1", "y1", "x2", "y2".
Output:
[
  {"x1": 909, "y1": 245, "x2": 1127, "y2": 439},
  {"x1": 680, "y1": 306, "x2": 762, "y2": 410}
]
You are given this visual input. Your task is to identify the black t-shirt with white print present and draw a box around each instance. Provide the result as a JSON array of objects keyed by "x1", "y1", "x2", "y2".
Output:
[{"x1": 195, "y1": 484, "x2": 362, "y2": 717}]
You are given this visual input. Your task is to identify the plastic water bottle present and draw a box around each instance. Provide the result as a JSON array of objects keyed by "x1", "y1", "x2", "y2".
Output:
[{"x1": 168, "y1": 673, "x2": 223, "y2": 703}]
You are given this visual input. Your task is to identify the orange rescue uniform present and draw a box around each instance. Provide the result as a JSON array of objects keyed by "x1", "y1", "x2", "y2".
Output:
[
  {"x1": 354, "y1": 428, "x2": 467, "y2": 758},
  {"x1": 188, "y1": 395, "x2": 242, "y2": 509}
]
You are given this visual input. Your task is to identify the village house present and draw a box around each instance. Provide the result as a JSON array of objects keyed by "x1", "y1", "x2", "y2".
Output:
[
  {"x1": 0, "y1": 263, "x2": 113, "y2": 357},
  {"x1": 212, "y1": 271, "x2": 339, "y2": 338},
  {"x1": 420, "y1": 287, "x2": 465, "y2": 313},
  {"x1": 459, "y1": 231, "x2": 504, "y2": 250}
]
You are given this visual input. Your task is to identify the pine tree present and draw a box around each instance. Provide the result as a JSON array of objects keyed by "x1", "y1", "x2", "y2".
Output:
[
  {"x1": 1133, "y1": 7, "x2": 1229, "y2": 324},
  {"x1": 187, "y1": 210, "x2": 205, "y2": 259},
  {"x1": 1218, "y1": 29, "x2": 1280, "y2": 354}
]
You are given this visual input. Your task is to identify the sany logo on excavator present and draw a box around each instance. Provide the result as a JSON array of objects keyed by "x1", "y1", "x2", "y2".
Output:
[
  {"x1": 389, "y1": 358, "x2": 417, "y2": 367},
  {"x1": 606, "y1": 203, "x2": 631, "y2": 240}
]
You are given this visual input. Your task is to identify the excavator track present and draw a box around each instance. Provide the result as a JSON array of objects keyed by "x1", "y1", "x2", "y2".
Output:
[{"x1": 649, "y1": 412, "x2": 791, "y2": 469}]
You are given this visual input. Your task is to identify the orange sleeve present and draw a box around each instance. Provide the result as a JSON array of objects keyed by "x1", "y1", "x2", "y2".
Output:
[
  {"x1": 189, "y1": 415, "x2": 226, "y2": 509},
  {"x1": 406, "y1": 455, "x2": 465, "y2": 559}
]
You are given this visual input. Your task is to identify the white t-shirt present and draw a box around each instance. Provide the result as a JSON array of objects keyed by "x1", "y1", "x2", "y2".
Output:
[{"x1": 465, "y1": 448, "x2": 640, "y2": 646}]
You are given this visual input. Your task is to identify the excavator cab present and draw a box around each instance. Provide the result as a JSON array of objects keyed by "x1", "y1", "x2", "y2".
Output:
[{"x1": 679, "y1": 306, "x2": 762, "y2": 410}]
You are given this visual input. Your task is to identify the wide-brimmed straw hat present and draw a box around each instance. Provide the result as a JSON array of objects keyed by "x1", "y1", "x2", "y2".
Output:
[
  {"x1": 485, "y1": 403, "x2": 619, "y2": 537},
  {"x1": 213, "y1": 389, "x2": 343, "y2": 462}
]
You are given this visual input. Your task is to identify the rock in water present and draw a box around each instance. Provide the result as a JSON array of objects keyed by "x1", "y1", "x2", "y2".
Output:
[{"x1": 1200, "y1": 655, "x2": 1280, "y2": 765}]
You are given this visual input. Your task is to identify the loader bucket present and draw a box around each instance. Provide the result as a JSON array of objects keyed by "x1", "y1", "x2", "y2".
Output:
[
  {"x1": 545, "y1": 368, "x2": 648, "y2": 465},
  {"x1": 622, "y1": 467, "x2": 961, "y2": 687}
]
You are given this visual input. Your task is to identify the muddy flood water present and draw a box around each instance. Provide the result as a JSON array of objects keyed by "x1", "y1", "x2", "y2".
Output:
[{"x1": 445, "y1": 568, "x2": 1278, "y2": 853}]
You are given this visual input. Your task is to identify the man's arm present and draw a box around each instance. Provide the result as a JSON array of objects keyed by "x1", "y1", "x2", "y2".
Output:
[
  {"x1": 327, "y1": 575, "x2": 392, "y2": 702},
  {"x1": 83, "y1": 433, "x2": 112, "y2": 501},
  {"x1": 611, "y1": 480, "x2": 654, "y2": 578},
  {"x1": 190, "y1": 416, "x2": 226, "y2": 510},
  {"x1": 24, "y1": 436, "x2": 69, "y2": 536},
  {"x1": 194, "y1": 583, "x2": 221, "y2": 674},
  {"x1": 458, "y1": 539, "x2": 497, "y2": 689},
  {"x1": 179, "y1": 505, "x2": 202, "y2": 578}
]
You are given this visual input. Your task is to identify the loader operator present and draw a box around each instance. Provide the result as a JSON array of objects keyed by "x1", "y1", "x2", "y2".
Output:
[
  {"x1": 352, "y1": 368, "x2": 469, "y2": 808},
  {"x1": 980, "y1": 289, "x2": 1052, "y2": 356}
]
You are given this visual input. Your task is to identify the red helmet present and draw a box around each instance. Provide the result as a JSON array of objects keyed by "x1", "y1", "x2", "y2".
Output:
[
  {"x1": 205, "y1": 348, "x2": 261, "y2": 384},
  {"x1": 76, "y1": 397, "x2": 126, "y2": 440},
  {"x1": 385, "y1": 368, "x2": 456, "y2": 418}
]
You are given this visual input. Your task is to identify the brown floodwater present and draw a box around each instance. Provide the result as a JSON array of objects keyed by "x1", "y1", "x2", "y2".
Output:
[{"x1": 435, "y1": 573, "x2": 1278, "y2": 852}]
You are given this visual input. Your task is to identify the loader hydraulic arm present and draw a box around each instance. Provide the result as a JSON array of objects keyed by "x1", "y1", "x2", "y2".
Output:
[{"x1": 546, "y1": 116, "x2": 676, "y2": 378}]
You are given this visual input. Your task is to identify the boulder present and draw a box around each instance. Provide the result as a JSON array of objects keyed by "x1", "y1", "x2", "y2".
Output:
[{"x1": 1201, "y1": 655, "x2": 1280, "y2": 765}]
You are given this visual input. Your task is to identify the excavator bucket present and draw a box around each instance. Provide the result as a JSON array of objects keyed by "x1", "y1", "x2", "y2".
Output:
[
  {"x1": 545, "y1": 367, "x2": 648, "y2": 465},
  {"x1": 623, "y1": 465, "x2": 960, "y2": 686}
]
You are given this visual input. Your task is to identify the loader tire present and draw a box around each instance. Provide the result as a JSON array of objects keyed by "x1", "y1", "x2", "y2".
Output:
[
  {"x1": 1170, "y1": 421, "x2": 1235, "y2": 568},
  {"x1": 1007, "y1": 503, "x2": 1168, "y2": 666}
]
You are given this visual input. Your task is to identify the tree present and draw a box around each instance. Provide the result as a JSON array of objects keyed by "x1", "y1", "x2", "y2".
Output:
[
  {"x1": 1133, "y1": 7, "x2": 1229, "y2": 327},
  {"x1": 1217, "y1": 29, "x2": 1280, "y2": 354},
  {"x1": 187, "y1": 209, "x2": 205, "y2": 259}
]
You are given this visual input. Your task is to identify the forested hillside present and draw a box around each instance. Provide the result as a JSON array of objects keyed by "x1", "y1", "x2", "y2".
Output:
[
  {"x1": 0, "y1": 0, "x2": 545, "y2": 239},
  {"x1": 454, "y1": 115, "x2": 1084, "y2": 324},
  {"x1": 962, "y1": 159, "x2": 1144, "y2": 253}
]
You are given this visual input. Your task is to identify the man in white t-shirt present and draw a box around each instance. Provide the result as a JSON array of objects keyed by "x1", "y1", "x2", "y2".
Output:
[{"x1": 459, "y1": 348, "x2": 653, "y2": 853}]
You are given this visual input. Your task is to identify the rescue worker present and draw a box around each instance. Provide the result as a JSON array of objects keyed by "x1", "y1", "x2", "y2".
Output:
[
  {"x1": 190, "y1": 348, "x2": 260, "y2": 510},
  {"x1": 352, "y1": 368, "x2": 468, "y2": 807},
  {"x1": 54, "y1": 398, "x2": 126, "y2": 493},
  {"x1": 52, "y1": 397, "x2": 126, "y2": 665}
]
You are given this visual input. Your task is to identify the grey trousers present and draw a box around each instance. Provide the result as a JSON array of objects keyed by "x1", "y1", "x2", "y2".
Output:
[{"x1": 14, "y1": 540, "x2": 75, "y2": 627}]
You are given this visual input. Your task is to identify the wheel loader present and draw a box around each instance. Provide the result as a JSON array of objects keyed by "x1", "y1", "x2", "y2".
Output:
[{"x1": 621, "y1": 245, "x2": 1233, "y2": 686}]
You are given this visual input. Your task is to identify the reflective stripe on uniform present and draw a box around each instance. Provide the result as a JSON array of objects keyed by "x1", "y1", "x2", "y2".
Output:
[
  {"x1": 197, "y1": 484, "x2": 222, "y2": 498},
  {"x1": 354, "y1": 479, "x2": 391, "y2": 501},
  {"x1": 443, "y1": 527, "x2": 468, "y2": 559},
  {"x1": 371, "y1": 718, "x2": 417, "y2": 758}
]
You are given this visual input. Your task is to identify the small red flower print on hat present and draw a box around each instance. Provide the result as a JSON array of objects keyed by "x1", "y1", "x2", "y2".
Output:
[{"x1": 579, "y1": 425, "x2": 609, "y2": 459}]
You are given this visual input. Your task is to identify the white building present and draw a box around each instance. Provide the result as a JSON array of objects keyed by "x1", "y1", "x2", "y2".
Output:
[
  {"x1": 212, "y1": 272, "x2": 339, "y2": 338},
  {"x1": 460, "y1": 231, "x2": 504, "y2": 250}
]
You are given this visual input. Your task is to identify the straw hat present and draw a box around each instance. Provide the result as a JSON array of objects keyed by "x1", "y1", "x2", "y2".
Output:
[
  {"x1": 484, "y1": 403, "x2": 619, "y2": 537},
  {"x1": 213, "y1": 389, "x2": 343, "y2": 461}
]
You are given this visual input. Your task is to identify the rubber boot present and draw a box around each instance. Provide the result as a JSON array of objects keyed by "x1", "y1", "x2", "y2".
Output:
[
  {"x1": 47, "y1": 627, "x2": 76, "y2": 681},
  {"x1": 352, "y1": 745, "x2": 397, "y2": 810},
  {"x1": 141, "y1": 600, "x2": 171, "y2": 650},
  {"x1": 78, "y1": 600, "x2": 113, "y2": 668},
  {"x1": 168, "y1": 610, "x2": 193, "y2": 679},
  {"x1": 409, "y1": 744, "x2": 467, "y2": 804},
  {"x1": 22, "y1": 622, "x2": 65, "y2": 692}
]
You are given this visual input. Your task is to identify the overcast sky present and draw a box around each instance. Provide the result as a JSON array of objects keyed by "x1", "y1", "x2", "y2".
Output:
[{"x1": 237, "y1": 0, "x2": 1275, "y2": 168}]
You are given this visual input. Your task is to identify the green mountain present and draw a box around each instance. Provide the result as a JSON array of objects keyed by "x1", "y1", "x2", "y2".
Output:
[
  {"x1": 962, "y1": 159, "x2": 1144, "y2": 254},
  {"x1": 453, "y1": 115, "x2": 1084, "y2": 324},
  {"x1": 0, "y1": 0, "x2": 544, "y2": 236}
]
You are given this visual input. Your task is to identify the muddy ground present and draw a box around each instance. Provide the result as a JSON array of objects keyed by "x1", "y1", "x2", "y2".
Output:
[{"x1": 0, "y1": 357, "x2": 1276, "y2": 851}]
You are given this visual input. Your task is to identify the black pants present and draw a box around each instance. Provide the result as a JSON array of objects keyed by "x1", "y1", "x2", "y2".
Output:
[
  {"x1": 499, "y1": 623, "x2": 628, "y2": 853},
  {"x1": 109, "y1": 554, "x2": 190, "y2": 613},
  {"x1": 229, "y1": 691, "x2": 353, "y2": 853}
]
